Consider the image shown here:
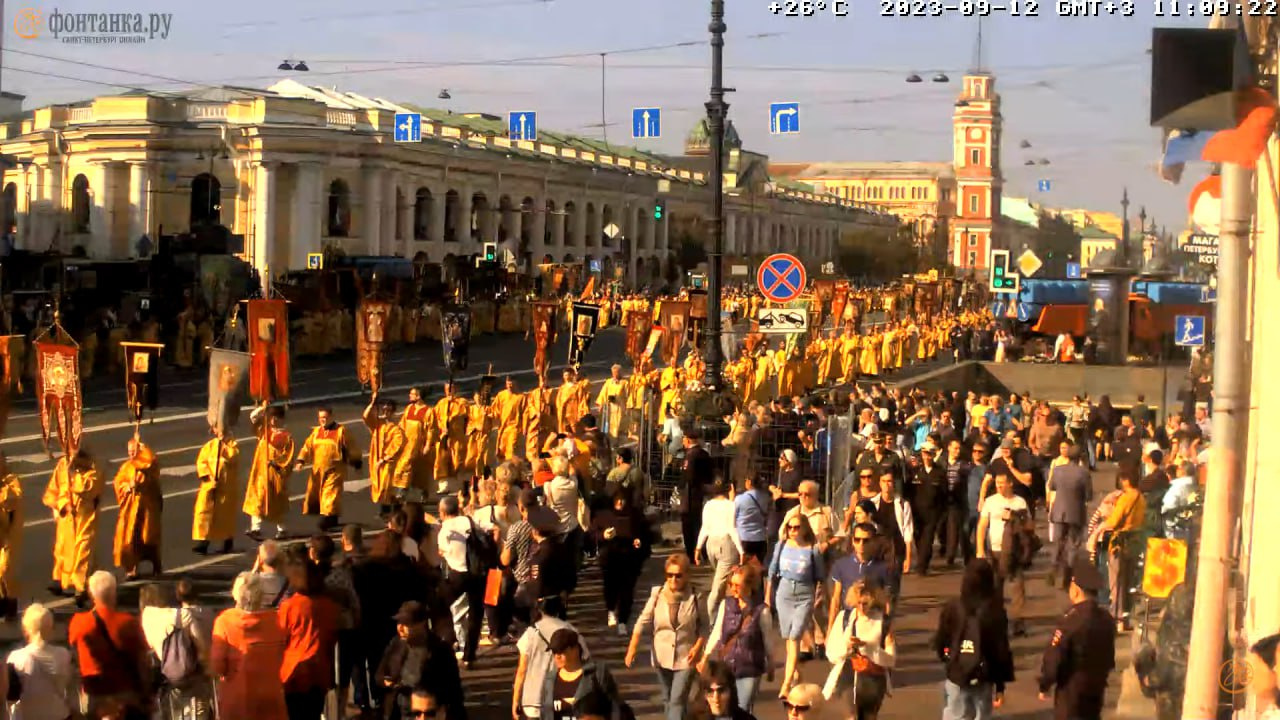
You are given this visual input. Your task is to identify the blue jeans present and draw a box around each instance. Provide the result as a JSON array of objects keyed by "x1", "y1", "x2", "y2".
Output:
[
  {"x1": 942, "y1": 680, "x2": 993, "y2": 720},
  {"x1": 735, "y1": 676, "x2": 761, "y2": 714},
  {"x1": 656, "y1": 667, "x2": 696, "y2": 720}
]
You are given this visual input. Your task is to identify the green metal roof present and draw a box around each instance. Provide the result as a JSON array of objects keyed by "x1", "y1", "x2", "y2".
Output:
[{"x1": 1077, "y1": 224, "x2": 1117, "y2": 240}]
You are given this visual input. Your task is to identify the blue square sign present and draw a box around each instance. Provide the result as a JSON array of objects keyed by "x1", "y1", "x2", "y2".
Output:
[
  {"x1": 770, "y1": 102, "x2": 800, "y2": 135},
  {"x1": 393, "y1": 112, "x2": 421, "y2": 143},
  {"x1": 632, "y1": 108, "x2": 661, "y2": 139},
  {"x1": 509, "y1": 111, "x2": 537, "y2": 141},
  {"x1": 1066, "y1": 262, "x2": 1081, "y2": 279},
  {"x1": 1174, "y1": 315, "x2": 1206, "y2": 347},
  {"x1": 1037, "y1": 179, "x2": 1051, "y2": 192}
]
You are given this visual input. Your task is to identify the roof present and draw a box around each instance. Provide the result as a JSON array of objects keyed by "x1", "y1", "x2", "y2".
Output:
[
  {"x1": 1078, "y1": 224, "x2": 1117, "y2": 240},
  {"x1": 1000, "y1": 197, "x2": 1040, "y2": 227},
  {"x1": 770, "y1": 161, "x2": 955, "y2": 180}
]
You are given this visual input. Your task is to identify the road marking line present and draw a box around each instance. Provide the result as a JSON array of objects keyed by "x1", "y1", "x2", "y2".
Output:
[{"x1": 1, "y1": 361, "x2": 606, "y2": 447}]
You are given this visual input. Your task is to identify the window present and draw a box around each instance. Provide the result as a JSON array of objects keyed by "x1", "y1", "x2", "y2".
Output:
[
  {"x1": 71, "y1": 174, "x2": 91, "y2": 233},
  {"x1": 413, "y1": 188, "x2": 433, "y2": 240},
  {"x1": 968, "y1": 251, "x2": 978, "y2": 266},
  {"x1": 942, "y1": 189, "x2": 951, "y2": 203},
  {"x1": 969, "y1": 195, "x2": 979, "y2": 214},
  {"x1": 970, "y1": 148, "x2": 981, "y2": 165},
  {"x1": 968, "y1": 233, "x2": 978, "y2": 247},
  {"x1": 327, "y1": 180, "x2": 351, "y2": 237}
]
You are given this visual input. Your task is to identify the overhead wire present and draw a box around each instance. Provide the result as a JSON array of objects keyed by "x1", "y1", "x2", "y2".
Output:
[{"x1": 221, "y1": 0, "x2": 555, "y2": 30}]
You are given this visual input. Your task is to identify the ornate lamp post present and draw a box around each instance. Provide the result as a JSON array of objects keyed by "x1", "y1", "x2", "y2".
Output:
[{"x1": 702, "y1": 0, "x2": 729, "y2": 391}]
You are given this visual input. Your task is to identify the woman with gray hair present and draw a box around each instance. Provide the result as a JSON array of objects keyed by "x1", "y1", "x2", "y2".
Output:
[
  {"x1": 211, "y1": 572, "x2": 288, "y2": 720},
  {"x1": 7, "y1": 602, "x2": 74, "y2": 720}
]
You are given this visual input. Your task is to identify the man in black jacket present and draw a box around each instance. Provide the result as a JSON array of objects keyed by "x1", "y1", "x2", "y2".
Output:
[
  {"x1": 680, "y1": 429, "x2": 712, "y2": 561},
  {"x1": 1038, "y1": 555, "x2": 1116, "y2": 720},
  {"x1": 909, "y1": 446, "x2": 948, "y2": 576},
  {"x1": 377, "y1": 601, "x2": 467, "y2": 720}
]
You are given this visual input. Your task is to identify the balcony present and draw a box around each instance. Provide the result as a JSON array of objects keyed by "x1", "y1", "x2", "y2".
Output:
[{"x1": 186, "y1": 103, "x2": 228, "y2": 121}]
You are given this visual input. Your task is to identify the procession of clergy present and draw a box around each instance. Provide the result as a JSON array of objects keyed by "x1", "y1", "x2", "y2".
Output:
[{"x1": 7, "y1": 282, "x2": 987, "y2": 612}]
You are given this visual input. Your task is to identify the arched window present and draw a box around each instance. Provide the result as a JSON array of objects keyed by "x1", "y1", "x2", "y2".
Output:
[
  {"x1": 544, "y1": 200, "x2": 558, "y2": 244},
  {"x1": 190, "y1": 173, "x2": 221, "y2": 227},
  {"x1": 71, "y1": 174, "x2": 91, "y2": 233},
  {"x1": 327, "y1": 179, "x2": 351, "y2": 237},
  {"x1": 444, "y1": 190, "x2": 460, "y2": 242},
  {"x1": 584, "y1": 202, "x2": 597, "y2": 247},
  {"x1": 563, "y1": 201, "x2": 577, "y2": 245},
  {"x1": 414, "y1": 188, "x2": 433, "y2": 241},
  {"x1": 520, "y1": 197, "x2": 535, "y2": 248},
  {"x1": 471, "y1": 193, "x2": 489, "y2": 241},
  {"x1": 600, "y1": 205, "x2": 614, "y2": 247},
  {"x1": 2, "y1": 183, "x2": 16, "y2": 235}
]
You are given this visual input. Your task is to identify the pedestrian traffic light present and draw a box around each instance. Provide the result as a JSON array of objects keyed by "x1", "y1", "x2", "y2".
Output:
[
  {"x1": 653, "y1": 199, "x2": 665, "y2": 221},
  {"x1": 483, "y1": 242, "x2": 497, "y2": 262}
]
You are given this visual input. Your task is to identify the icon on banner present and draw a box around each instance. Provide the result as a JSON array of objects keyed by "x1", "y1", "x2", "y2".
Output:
[
  {"x1": 393, "y1": 112, "x2": 421, "y2": 143},
  {"x1": 632, "y1": 108, "x2": 661, "y2": 139},
  {"x1": 1174, "y1": 315, "x2": 1205, "y2": 347},
  {"x1": 306, "y1": 253, "x2": 324, "y2": 270},
  {"x1": 508, "y1": 111, "x2": 537, "y2": 141},
  {"x1": 770, "y1": 102, "x2": 800, "y2": 135}
]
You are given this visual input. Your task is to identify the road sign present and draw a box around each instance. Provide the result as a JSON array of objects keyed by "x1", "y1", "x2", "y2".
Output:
[
  {"x1": 1037, "y1": 179, "x2": 1051, "y2": 192},
  {"x1": 769, "y1": 102, "x2": 800, "y2": 135},
  {"x1": 988, "y1": 249, "x2": 1019, "y2": 294},
  {"x1": 1175, "y1": 315, "x2": 1206, "y2": 347},
  {"x1": 393, "y1": 112, "x2": 421, "y2": 143},
  {"x1": 1066, "y1": 261, "x2": 1081, "y2": 279},
  {"x1": 306, "y1": 253, "x2": 324, "y2": 270},
  {"x1": 758, "y1": 308, "x2": 808, "y2": 334},
  {"x1": 632, "y1": 108, "x2": 661, "y2": 139},
  {"x1": 730, "y1": 264, "x2": 750, "y2": 277},
  {"x1": 1016, "y1": 249, "x2": 1043, "y2": 277},
  {"x1": 508, "y1": 111, "x2": 537, "y2": 141},
  {"x1": 1201, "y1": 285, "x2": 1217, "y2": 303},
  {"x1": 757, "y1": 253, "x2": 807, "y2": 303},
  {"x1": 589, "y1": 258, "x2": 602, "y2": 273}
]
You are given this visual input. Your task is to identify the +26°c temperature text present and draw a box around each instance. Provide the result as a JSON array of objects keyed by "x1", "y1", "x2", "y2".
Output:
[{"x1": 768, "y1": 1, "x2": 851, "y2": 16}]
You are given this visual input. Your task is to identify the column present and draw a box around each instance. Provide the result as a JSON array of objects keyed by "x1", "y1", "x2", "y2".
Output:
[
  {"x1": 659, "y1": 210, "x2": 670, "y2": 252},
  {"x1": 430, "y1": 186, "x2": 446, "y2": 247},
  {"x1": 398, "y1": 180, "x2": 414, "y2": 251},
  {"x1": 644, "y1": 212, "x2": 656, "y2": 254},
  {"x1": 573, "y1": 197, "x2": 588, "y2": 252},
  {"x1": 361, "y1": 166, "x2": 384, "y2": 255},
  {"x1": 289, "y1": 161, "x2": 322, "y2": 271},
  {"x1": 252, "y1": 161, "x2": 277, "y2": 274},
  {"x1": 551, "y1": 202, "x2": 565, "y2": 248},
  {"x1": 455, "y1": 187, "x2": 472, "y2": 244},
  {"x1": 14, "y1": 169, "x2": 28, "y2": 250},
  {"x1": 531, "y1": 198, "x2": 547, "y2": 260},
  {"x1": 382, "y1": 172, "x2": 399, "y2": 256},
  {"x1": 128, "y1": 162, "x2": 153, "y2": 252},
  {"x1": 510, "y1": 205, "x2": 524, "y2": 255}
]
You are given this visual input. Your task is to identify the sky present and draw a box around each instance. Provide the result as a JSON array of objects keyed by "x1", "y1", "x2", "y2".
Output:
[{"x1": 1, "y1": 0, "x2": 1209, "y2": 230}]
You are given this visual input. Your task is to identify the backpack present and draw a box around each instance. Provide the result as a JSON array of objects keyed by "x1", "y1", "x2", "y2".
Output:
[
  {"x1": 159, "y1": 608, "x2": 201, "y2": 688},
  {"x1": 947, "y1": 604, "x2": 987, "y2": 687},
  {"x1": 465, "y1": 517, "x2": 499, "y2": 573}
]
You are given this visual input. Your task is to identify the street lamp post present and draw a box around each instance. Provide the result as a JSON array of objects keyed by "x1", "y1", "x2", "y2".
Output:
[{"x1": 702, "y1": 0, "x2": 728, "y2": 390}]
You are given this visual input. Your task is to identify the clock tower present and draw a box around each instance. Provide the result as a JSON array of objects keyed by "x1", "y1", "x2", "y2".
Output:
[{"x1": 951, "y1": 73, "x2": 1003, "y2": 272}]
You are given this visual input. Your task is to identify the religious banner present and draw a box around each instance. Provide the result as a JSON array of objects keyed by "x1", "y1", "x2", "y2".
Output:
[
  {"x1": 658, "y1": 300, "x2": 691, "y2": 366},
  {"x1": 721, "y1": 312, "x2": 747, "y2": 362},
  {"x1": 813, "y1": 280, "x2": 835, "y2": 329},
  {"x1": 0, "y1": 336, "x2": 24, "y2": 439},
  {"x1": 531, "y1": 301, "x2": 558, "y2": 377},
  {"x1": 356, "y1": 298, "x2": 393, "y2": 393},
  {"x1": 1142, "y1": 537, "x2": 1188, "y2": 599},
  {"x1": 643, "y1": 325, "x2": 665, "y2": 360},
  {"x1": 625, "y1": 310, "x2": 652, "y2": 368},
  {"x1": 688, "y1": 290, "x2": 708, "y2": 320},
  {"x1": 247, "y1": 299, "x2": 290, "y2": 402},
  {"x1": 207, "y1": 349, "x2": 251, "y2": 436},
  {"x1": 441, "y1": 305, "x2": 473, "y2": 375},
  {"x1": 36, "y1": 341, "x2": 83, "y2": 457},
  {"x1": 830, "y1": 283, "x2": 850, "y2": 331},
  {"x1": 568, "y1": 302, "x2": 601, "y2": 370},
  {"x1": 122, "y1": 342, "x2": 163, "y2": 423}
]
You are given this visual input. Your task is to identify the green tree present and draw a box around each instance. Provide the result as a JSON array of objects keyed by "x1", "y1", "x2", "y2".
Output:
[
  {"x1": 676, "y1": 232, "x2": 708, "y2": 272},
  {"x1": 837, "y1": 224, "x2": 921, "y2": 281}
]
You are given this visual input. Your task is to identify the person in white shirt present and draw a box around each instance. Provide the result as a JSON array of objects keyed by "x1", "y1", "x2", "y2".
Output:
[
  {"x1": 7, "y1": 603, "x2": 74, "y2": 720},
  {"x1": 511, "y1": 597, "x2": 591, "y2": 720},
  {"x1": 438, "y1": 496, "x2": 484, "y2": 668},
  {"x1": 975, "y1": 472, "x2": 1030, "y2": 633},
  {"x1": 694, "y1": 481, "x2": 744, "y2": 616},
  {"x1": 543, "y1": 456, "x2": 581, "y2": 539}
]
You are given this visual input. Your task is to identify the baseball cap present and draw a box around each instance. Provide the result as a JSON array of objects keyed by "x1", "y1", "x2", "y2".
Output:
[{"x1": 393, "y1": 601, "x2": 429, "y2": 625}]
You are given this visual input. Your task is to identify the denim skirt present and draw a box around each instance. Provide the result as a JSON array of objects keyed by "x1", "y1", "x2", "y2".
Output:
[{"x1": 774, "y1": 578, "x2": 816, "y2": 640}]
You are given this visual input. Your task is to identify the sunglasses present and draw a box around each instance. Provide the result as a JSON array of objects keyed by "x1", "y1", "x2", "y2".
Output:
[
  {"x1": 667, "y1": 572, "x2": 685, "y2": 579},
  {"x1": 783, "y1": 702, "x2": 811, "y2": 712},
  {"x1": 406, "y1": 710, "x2": 438, "y2": 719},
  {"x1": 787, "y1": 524, "x2": 802, "y2": 531},
  {"x1": 859, "y1": 474, "x2": 873, "y2": 479},
  {"x1": 852, "y1": 536, "x2": 870, "y2": 544}
]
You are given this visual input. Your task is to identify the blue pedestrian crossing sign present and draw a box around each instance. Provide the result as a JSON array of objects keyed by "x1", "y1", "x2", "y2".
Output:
[
  {"x1": 306, "y1": 253, "x2": 324, "y2": 270},
  {"x1": 770, "y1": 102, "x2": 800, "y2": 135},
  {"x1": 633, "y1": 108, "x2": 661, "y2": 139},
  {"x1": 509, "y1": 111, "x2": 537, "y2": 141},
  {"x1": 393, "y1": 112, "x2": 421, "y2": 143},
  {"x1": 1066, "y1": 261, "x2": 1081, "y2": 279},
  {"x1": 1037, "y1": 179, "x2": 1051, "y2": 192},
  {"x1": 1175, "y1": 315, "x2": 1206, "y2": 347}
]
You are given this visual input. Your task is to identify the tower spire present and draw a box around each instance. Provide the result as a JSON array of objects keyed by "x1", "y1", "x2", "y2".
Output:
[{"x1": 971, "y1": 17, "x2": 985, "y2": 74}]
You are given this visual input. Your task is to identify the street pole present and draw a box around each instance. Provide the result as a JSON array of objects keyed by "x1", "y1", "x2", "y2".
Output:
[
  {"x1": 1180, "y1": 160, "x2": 1252, "y2": 719},
  {"x1": 701, "y1": 0, "x2": 727, "y2": 390}
]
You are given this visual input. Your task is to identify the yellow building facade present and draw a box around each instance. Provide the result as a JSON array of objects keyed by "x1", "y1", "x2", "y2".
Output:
[{"x1": 0, "y1": 80, "x2": 891, "y2": 279}]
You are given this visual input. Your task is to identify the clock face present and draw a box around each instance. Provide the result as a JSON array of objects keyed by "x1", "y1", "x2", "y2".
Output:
[{"x1": 968, "y1": 128, "x2": 983, "y2": 142}]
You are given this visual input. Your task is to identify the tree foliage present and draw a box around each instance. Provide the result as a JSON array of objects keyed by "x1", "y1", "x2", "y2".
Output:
[{"x1": 836, "y1": 224, "x2": 922, "y2": 281}]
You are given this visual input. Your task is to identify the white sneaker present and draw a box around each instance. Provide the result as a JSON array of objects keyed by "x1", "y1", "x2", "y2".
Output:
[
  {"x1": 607, "y1": 611, "x2": 617, "y2": 628},
  {"x1": 617, "y1": 623, "x2": 628, "y2": 637}
]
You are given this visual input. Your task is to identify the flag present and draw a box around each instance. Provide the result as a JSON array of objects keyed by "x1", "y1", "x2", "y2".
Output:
[
  {"x1": 813, "y1": 280, "x2": 835, "y2": 329},
  {"x1": 207, "y1": 349, "x2": 251, "y2": 436},
  {"x1": 356, "y1": 298, "x2": 393, "y2": 393},
  {"x1": 568, "y1": 302, "x2": 601, "y2": 370},
  {"x1": 441, "y1": 304, "x2": 473, "y2": 375},
  {"x1": 247, "y1": 299, "x2": 289, "y2": 402},
  {"x1": 580, "y1": 276, "x2": 596, "y2": 300},
  {"x1": 831, "y1": 283, "x2": 850, "y2": 331},
  {"x1": 0, "y1": 336, "x2": 23, "y2": 439},
  {"x1": 36, "y1": 341, "x2": 82, "y2": 457},
  {"x1": 1202, "y1": 87, "x2": 1278, "y2": 170},
  {"x1": 122, "y1": 342, "x2": 163, "y2": 423},
  {"x1": 531, "y1": 301, "x2": 558, "y2": 377},
  {"x1": 1159, "y1": 129, "x2": 1217, "y2": 184},
  {"x1": 643, "y1": 325, "x2": 665, "y2": 360},
  {"x1": 625, "y1": 310, "x2": 651, "y2": 368},
  {"x1": 658, "y1": 300, "x2": 691, "y2": 366}
]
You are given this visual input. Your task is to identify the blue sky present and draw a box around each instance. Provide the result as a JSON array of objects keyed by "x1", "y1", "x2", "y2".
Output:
[{"x1": 4, "y1": 0, "x2": 1207, "y2": 229}]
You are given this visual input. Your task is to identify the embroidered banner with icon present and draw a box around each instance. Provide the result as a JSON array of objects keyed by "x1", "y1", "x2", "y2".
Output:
[
  {"x1": 247, "y1": 299, "x2": 289, "y2": 402},
  {"x1": 0, "y1": 335, "x2": 24, "y2": 440},
  {"x1": 625, "y1": 310, "x2": 652, "y2": 368},
  {"x1": 356, "y1": 298, "x2": 393, "y2": 393},
  {"x1": 36, "y1": 342, "x2": 82, "y2": 457},
  {"x1": 813, "y1": 280, "x2": 835, "y2": 329},
  {"x1": 122, "y1": 342, "x2": 163, "y2": 423},
  {"x1": 531, "y1": 301, "x2": 558, "y2": 378},
  {"x1": 207, "y1": 349, "x2": 251, "y2": 436},
  {"x1": 658, "y1": 301, "x2": 691, "y2": 366},
  {"x1": 568, "y1": 302, "x2": 601, "y2": 370},
  {"x1": 830, "y1": 283, "x2": 850, "y2": 331},
  {"x1": 441, "y1": 305, "x2": 473, "y2": 375},
  {"x1": 643, "y1": 325, "x2": 664, "y2": 361}
]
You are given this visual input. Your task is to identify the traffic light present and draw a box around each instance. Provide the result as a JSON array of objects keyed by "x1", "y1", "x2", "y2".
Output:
[
  {"x1": 653, "y1": 199, "x2": 665, "y2": 221},
  {"x1": 483, "y1": 242, "x2": 497, "y2": 262},
  {"x1": 989, "y1": 249, "x2": 1019, "y2": 293}
]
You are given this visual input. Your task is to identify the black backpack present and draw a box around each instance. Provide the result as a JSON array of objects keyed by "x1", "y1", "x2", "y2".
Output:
[
  {"x1": 465, "y1": 517, "x2": 499, "y2": 573},
  {"x1": 947, "y1": 605, "x2": 987, "y2": 687}
]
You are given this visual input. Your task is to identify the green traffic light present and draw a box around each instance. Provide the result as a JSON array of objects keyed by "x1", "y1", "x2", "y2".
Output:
[{"x1": 654, "y1": 205, "x2": 664, "y2": 220}]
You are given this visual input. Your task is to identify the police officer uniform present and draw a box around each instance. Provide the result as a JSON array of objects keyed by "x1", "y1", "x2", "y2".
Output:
[{"x1": 1037, "y1": 555, "x2": 1117, "y2": 720}]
